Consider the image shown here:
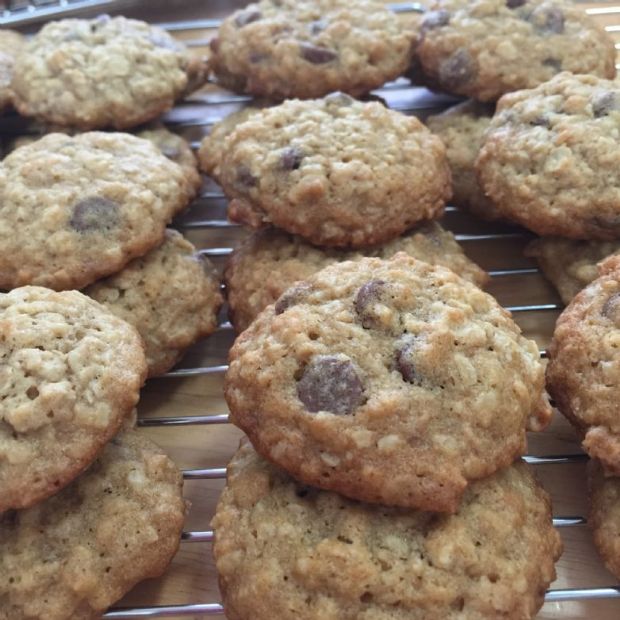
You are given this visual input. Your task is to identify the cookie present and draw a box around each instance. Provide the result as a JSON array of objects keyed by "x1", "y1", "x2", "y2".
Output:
[
  {"x1": 547, "y1": 255, "x2": 620, "y2": 474},
  {"x1": 213, "y1": 95, "x2": 451, "y2": 248},
  {"x1": 526, "y1": 237, "x2": 620, "y2": 304},
  {"x1": 0, "y1": 429, "x2": 185, "y2": 620},
  {"x1": 416, "y1": 0, "x2": 615, "y2": 102},
  {"x1": 224, "y1": 223, "x2": 488, "y2": 332},
  {"x1": 0, "y1": 131, "x2": 191, "y2": 291},
  {"x1": 0, "y1": 30, "x2": 25, "y2": 113},
  {"x1": 209, "y1": 0, "x2": 414, "y2": 100},
  {"x1": 0, "y1": 286, "x2": 146, "y2": 513},
  {"x1": 426, "y1": 100, "x2": 502, "y2": 221},
  {"x1": 10, "y1": 15, "x2": 208, "y2": 130},
  {"x1": 212, "y1": 442, "x2": 562, "y2": 620},
  {"x1": 85, "y1": 229, "x2": 223, "y2": 377},
  {"x1": 225, "y1": 254, "x2": 551, "y2": 512},
  {"x1": 589, "y1": 459, "x2": 620, "y2": 581},
  {"x1": 477, "y1": 73, "x2": 620, "y2": 239}
]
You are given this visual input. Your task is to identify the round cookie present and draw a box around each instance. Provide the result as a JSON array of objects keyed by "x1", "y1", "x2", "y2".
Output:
[
  {"x1": 216, "y1": 95, "x2": 451, "y2": 248},
  {"x1": 224, "y1": 223, "x2": 488, "y2": 332},
  {"x1": 11, "y1": 15, "x2": 208, "y2": 130},
  {"x1": 0, "y1": 429, "x2": 186, "y2": 620},
  {"x1": 85, "y1": 229, "x2": 223, "y2": 377},
  {"x1": 526, "y1": 237, "x2": 620, "y2": 304},
  {"x1": 0, "y1": 131, "x2": 191, "y2": 291},
  {"x1": 589, "y1": 459, "x2": 620, "y2": 581},
  {"x1": 209, "y1": 0, "x2": 414, "y2": 100},
  {"x1": 225, "y1": 254, "x2": 551, "y2": 512},
  {"x1": 477, "y1": 73, "x2": 620, "y2": 239},
  {"x1": 416, "y1": 0, "x2": 615, "y2": 102},
  {"x1": 0, "y1": 30, "x2": 25, "y2": 113},
  {"x1": 0, "y1": 286, "x2": 147, "y2": 513},
  {"x1": 212, "y1": 442, "x2": 562, "y2": 620},
  {"x1": 426, "y1": 100, "x2": 502, "y2": 221},
  {"x1": 547, "y1": 256, "x2": 620, "y2": 474}
]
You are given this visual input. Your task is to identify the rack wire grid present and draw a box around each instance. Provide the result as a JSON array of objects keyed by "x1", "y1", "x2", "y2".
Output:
[{"x1": 3, "y1": 1, "x2": 620, "y2": 618}]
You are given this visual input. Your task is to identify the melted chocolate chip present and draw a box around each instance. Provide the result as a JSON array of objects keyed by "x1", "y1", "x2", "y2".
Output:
[
  {"x1": 274, "y1": 283, "x2": 312, "y2": 315},
  {"x1": 297, "y1": 355, "x2": 365, "y2": 415},
  {"x1": 602, "y1": 293, "x2": 620, "y2": 325},
  {"x1": 506, "y1": 0, "x2": 526, "y2": 7},
  {"x1": 533, "y1": 6, "x2": 565, "y2": 34},
  {"x1": 396, "y1": 337, "x2": 422, "y2": 384},
  {"x1": 529, "y1": 114, "x2": 551, "y2": 128},
  {"x1": 422, "y1": 10, "x2": 450, "y2": 30},
  {"x1": 234, "y1": 165, "x2": 258, "y2": 192},
  {"x1": 235, "y1": 9, "x2": 262, "y2": 27},
  {"x1": 279, "y1": 146, "x2": 304, "y2": 171},
  {"x1": 354, "y1": 280, "x2": 389, "y2": 329},
  {"x1": 299, "y1": 43, "x2": 337, "y2": 64},
  {"x1": 69, "y1": 197, "x2": 120, "y2": 233},
  {"x1": 592, "y1": 92, "x2": 620, "y2": 117},
  {"x1": 439, "y1": 49, "x2": 478, "y2": 90},
  {"x1": 542, "y1": 57, "x2": 562, "y2": 71},
  {"x1": 324, "y1": 92, "x2": 355, "y2": 106}
]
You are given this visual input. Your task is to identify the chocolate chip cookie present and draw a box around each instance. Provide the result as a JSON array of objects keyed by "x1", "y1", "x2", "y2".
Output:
[
  {"x1": 477, "y1": 73, "x2": 620, "y2": 239},
  {"x1": 526, "y1": 237, "x2": 620, "y2": 304},
  {"x1": 225, "y1": 254, "x2": 551, "y2": 512},
  {"x1": 209, "y1": 0, "x2": 414, "y2": 100},
  {"x1": 85, "y1": 229, "x2": 223, "y2": 377},
  {"x1": 0, "y1": 132, "x2": 191, "y2": 291},
  {"x1": 417, "y1": 0, "x2": 615, "y2": 102},
  {"x1": 547, "y1": 255, "x2": 620, "y2": 474},
  {"x1": 225, "y1": 223, "x2": 488, "y2": 333},
  {"x1": 589, "y1": 459, "x2": 620, "y2": 581},
  {"x1": 0, "y1": 429, "x2": 186, "y2": 620},
  {"x1": 0, "y1": 30, "x2": 25, "y2": 113},
  {"x1": 212, "y1": 442, "x2": 561, "y2": 620},
  {"x1": 11, "y1": 15, "x2": 208, "y2": 130},
  {"x1": 0, "y1": 286, "x2": 146, "y2": 513},
  {"x1": 426, "y1": 100, "x2": 502, "y2": 221},
  {"x1": 215, "y1": 95, "x2": 451, "y2": 248}
]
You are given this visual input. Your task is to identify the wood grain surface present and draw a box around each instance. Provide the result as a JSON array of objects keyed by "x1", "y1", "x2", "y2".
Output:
[{"x1": 7, "y1": 1, "x2": 620, "y2": 618}]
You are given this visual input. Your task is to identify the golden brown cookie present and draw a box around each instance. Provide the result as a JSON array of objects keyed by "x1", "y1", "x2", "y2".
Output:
[
  {"x1": 212, "y1": 442, "x2": 562, "y2": 620},
  {"x1": 224, "y1": 223, "x2": 488, "y2": 332},
  {"x1": 225, "y1": 254, "x2": 551, "y2": 512},
  {"x1": 0, "y1": 286, "x2": 146, "y2": 513},
  {"x1": 0, "y1": 30, "x2": 25, "y2": 113}
]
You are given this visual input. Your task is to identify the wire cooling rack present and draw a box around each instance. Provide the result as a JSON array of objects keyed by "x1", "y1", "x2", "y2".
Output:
[{"x1": 3, "y1": 1, "x2": 620, "y2": 618}]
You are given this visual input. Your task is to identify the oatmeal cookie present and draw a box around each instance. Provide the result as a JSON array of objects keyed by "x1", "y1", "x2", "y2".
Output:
[
  {"x1": 416, "y1": 0, "x2": 615, "y2": 102},
  {"x1": 224, "y1": 223, "x2": 488, "y2": 332},
  {"x1": 0, "y1": 429, "x2": 186, "y2": 620},
  {"x1": 85, "y1": 229, "x2": 223, "y2": 377},
  {"x1": 225, "y1": 254, "x2": 551, "y2": 512},
  {"x1": 209, "y1": 0, "x2": 414, "y2": 100},
  {"x1": 0, "y1": 286, "x2": 146, "y2": 513},
  {"x1": 212, "y1": 442, "x2": 562, "y2": 620},
  {"x1": 426, "y1": 100, "x2": 501, "y2": 220},
  {"x1": 547, "y1": 256, "x2": 620, "y2": 474},
  {"x1": 477, "y1": 73, "x2": 620, "y2": 239},
  {"x1": 0, "y1": 30, "x2": 25, "y2": 113},
  {"x1": 0, "y1": 132, "x2": 191, "y2": 291},
  {"x1": 216, "y1": 94, "x2": 451, "y2": 248},
  {"x1": 11, "y1": 15, "x2": 208, "y2": 130},
  {"x1": 526, "y1": 237, "x2": 620, "y2": 304}
]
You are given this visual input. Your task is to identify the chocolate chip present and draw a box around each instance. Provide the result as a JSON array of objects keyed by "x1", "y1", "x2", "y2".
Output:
[
  {"x1": 297, "y1": 355, "x2": 365, "y2": 415},
  {"x1": 279, "y1": 146, "x2": 304, "y2": 171},
  {"x1": 592, "y1": 92, "x2": 620, "y2": 117},
  {"x1": 274, "y1": 283, "x2": 312, "y2": 315},
  {"x1": 422, "y1": 10, "x2": 450, "y2": 30},
  {"x1": 542, "y1": 57, "x2": 562, "y2": 71},
  {"x1": 295, "y1": 485, "x2": 319, "y2": 499},
  {"x1": 354, "y1": 280, "x2": 389, "y2": 329},
  {"x1": 69, "y1": 197, "x2": 120, "y2": 233},
  {"x1": 235, "y1": 9, "x2": 262, "y2": 27},
  {"x1": 299, "y1": 43, "x2": 337, "y2": 64},
  {"x1": 396, "y1": 337, "x2": 422, "y2": 384},
  {"x1": 309, "y1": 20, "x2": 328, "y2": 35},
  {"x1": 602, "y1": 293, "x2": 620, "y2": 325},
  {"x1": 249, "y1": 52, "x2": 268, "y2": 64},
  {"x1": 439, "y1": 49, "x2": 478, "y2": 90},
  {"x1": 506, "y1": 0, "x2": 526, "y2": 7},
  {"x1": 324, "y1": 92, "x2": 355, "y2": 106},
  {"x1": 234, "y1": 165, "x2": 258, "y2": 192},
  {"x1": 529, "y1": 114, "x2": 551, "y2": 128},
  {"x1": 532, "y1": 6, "x2": 565, "y2": 34}
]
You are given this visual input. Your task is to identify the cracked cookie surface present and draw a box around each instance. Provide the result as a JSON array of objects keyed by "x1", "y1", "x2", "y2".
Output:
[
  {"x1": 0, "y1": 286, "x2": 146, "y2": 513},
  {"x1": 225, "y1": 254, "x2": 550, "y2": 512}
]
